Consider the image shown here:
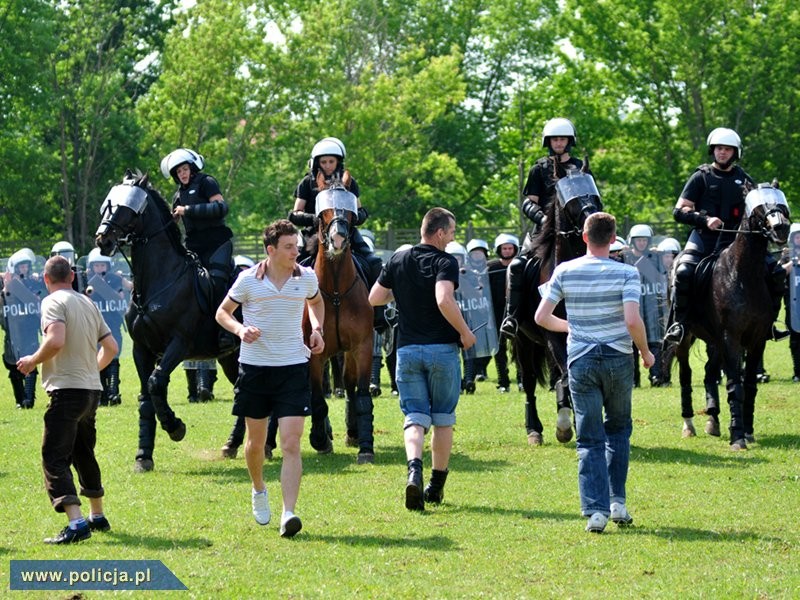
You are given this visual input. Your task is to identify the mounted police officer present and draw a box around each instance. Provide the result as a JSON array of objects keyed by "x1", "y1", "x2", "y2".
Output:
[
  {"x1": 288, "y1": 137, "x2": 381, "y2": 286},
  {"x1": 2, "y1": 248, "x2": 47, "y2": 408},
  {"x1": 86, "y1": 248, "x2": 129, "y2": 405},
  {"x1": 664, "y1": 128, "x2": 787, "y2": 344},
  {"x1": 501, "y1": 118, "x2": 590, "y2": 338},
  {"x1": 161, "y1": 148, "x2": 236, "y2": 350}
]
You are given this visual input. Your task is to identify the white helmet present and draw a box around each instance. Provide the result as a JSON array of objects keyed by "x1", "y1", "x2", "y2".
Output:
[
  {"x1": 790, "y1": 223, "x2": 800, "y2": 236},
  {"x1": 466, "y1": 238, "x2": 489, "y2": 255},
  {"x1": 445, "y1": 241, "x2": 468, "y2": 262},
  {"x1": 609, "y1": 238, "x2": 626, "y2": 252},
  {"x1": 50, "y1": 240, "x2": 76, "y2": 265},
  {"x1": 395, "y1": 243, "x2": 413, "y2": 253},
  {"x1": 363, "y1": 237, "x2": 375, "y2": 253},
  {"x1": 656, "y1": 237, "x2": 681, "y2": 254},
  {"x1": 707, "y1": 128, "x2": 742, "y2": 159},
  {"x1": 234, "y1": 254, "x2": 255, "y2": 269},
  {"x1": 615, "y1": 235, "x2": 629, "y2": 248},
  {"x1": 87, "y1": 247, "x2": 112, "y2": 268},
  {"x1": 311, "y1": 137, "x2": 346, "y2": 160},
  {"x1": 627, "y1": 224, "x2": 653, "y2": 244},
  {"x1": 494, "y1": 233, "x2": 520, "y2": 256},
  {"x1": 542, "y1": 118, "x2": 577, "y2": 149},
  {"x1": 8, "y1": 248, "x2": 36, "y2": 273},
  {"x1": 359, "y1": 228, "x2": 375, "y2": 244},
  {"x1": 160, "y1": 148, "x2": 205, "y2": 181}
]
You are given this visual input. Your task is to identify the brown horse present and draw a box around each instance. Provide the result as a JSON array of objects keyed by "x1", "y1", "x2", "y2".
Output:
[
  {"x1": 513, "y1": 167, "x2": 603, "y2": 445},
  {"x1": 667, "y1": 184, "x2": 791, "y2": 448},
  {"x1": 306, "y1": 187, "x2": 376, "y2": 463}
]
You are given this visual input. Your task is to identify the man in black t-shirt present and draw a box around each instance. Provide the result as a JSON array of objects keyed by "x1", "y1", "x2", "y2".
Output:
[{"x1": 369, "y1": 208, "x2": 476, "y2": 512}]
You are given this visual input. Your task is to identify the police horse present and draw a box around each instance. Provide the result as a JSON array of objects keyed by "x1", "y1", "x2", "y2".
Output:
[
  {"x1": 513, "y1": 167, "x2": 602, "y2": 445},
  {"x1": 303, "y1": 187, "x2": 376, "y2": 463},
  {"x1": 666, "y1": 184, "x2": 790, "y2": 448},
  {"x1": 95, "y1": 171, "x2": 240, "y2": 472}
]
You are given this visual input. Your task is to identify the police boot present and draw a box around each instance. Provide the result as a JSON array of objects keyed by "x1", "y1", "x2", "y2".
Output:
[
  {"x1": 98, "y1": 366, "x2": 110, "y2": 406},
  {"x1": 186, "y1": 369, "x2": 199, "y2": 403},
  {"x1": 369, "y1": 354, "x2": 382, "y2": 397},
  {"x1": 107, "y1": 359, "x2": 122, "y2": 405},
  {"x1": 463, "y1": 358, "x2": 476, "y2": 394},
  {"x1": 221, "y1": 416, "x2": 246, "y2": 458},
  {"x1": 500, "y1": 257, "x2": 525, "y2": 339},
  {"x1": 405, "y1": 458, "x2": 424, "y2": 511},
  {"x1": 196, "y1": 368, "x2": 214, "y2": 402},
  {"x1": 22, "y1": 372, "x2": 37, "y2": 409},
  {"x1": 10, "y1": 372, "x2": 26, "y2": 408},
  {"x1": 423, "y1": 468, "x2": 449, "y2": 504}
]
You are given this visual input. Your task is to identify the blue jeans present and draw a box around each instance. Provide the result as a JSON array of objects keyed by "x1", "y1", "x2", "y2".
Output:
[
  {"x1": 396, "y1": 343, "x2": 461, "y2": 431},
  {"x1": 568, "y1": 345, "x2": 633, "y2": 517}
]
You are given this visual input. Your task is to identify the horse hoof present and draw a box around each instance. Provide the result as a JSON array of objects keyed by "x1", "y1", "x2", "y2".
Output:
[
  {"x1": 556, "y1": 408, "x2": 574, "y2": 443},
  {"x1": 315, "y1": 440, "x2": 333, "y2": 455},
  {"x1": 198, "y1": 388, "x2": 213, "y2": 402},
  {"x1": 357, "y1": 452, "x2": 375, "y2": 464},
  {"x1": 221, "y1": 444, "x2": 238, "y2": 459},
  {"x1": 745, "y1": 433, "x2": 756, "y2": 444},
  {"x1": 527, "y1": 431, "x2": 543, "y2": 446},
  {"x1": 134, "y1": 458, "x2": 154, "y2": 473},
  {"x1": 682, "y1": 423, "x2": 697, "y2": 438},
  {"x1": 344, "y1": 434, "x2": 359, "y2": 448},
  {"x1": 704, "y1": 418, "x2": 721, "y2": 437},
  {"x1": 335, "y1": 388, "x2": 345, "y2": 398},
  {"x1": 168, "y1": 420, "x2": 186, "y2": 442},
  {"x1": 265, "y1": 443, "x2": 275, "y2": 461},
  {"x1": 369, "y1": 384, "x2": 382, "y2": 398},
  {"x1": 729, "y1": 439, "x2": 748, "y2": 451}
]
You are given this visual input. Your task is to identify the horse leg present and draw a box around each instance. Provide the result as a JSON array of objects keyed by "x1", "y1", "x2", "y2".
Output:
[
  {"x1": 147, "y1": 339, "x2": 189, "y2": 442},
  {"x1": 676, "y1": 341, "x2": 696, "y2": 437},
  {"x1": 742, "y1": 344, "x2": 764, "y2": 443},
  {"x1": 554, "y1": 373, "x2": 574, "y2": 443},
  {"x1": 703, "y1": 344, "x2": 721, "y2": 437},
  {"x1": 348, "y1": 347, "x2": 375, "y2": 463},
  {"x1": 132, "y1": 345, "x2": 157, "y2": 472},
  {"x1": 721, "y1": 347, "x2": 746, "y2": 449},
  {"x1": 516, "y1": 339, "x2": 544, "y2": 445},
  {"x1": 308, "y1": 355, "x2": 333, "y2": 453}
]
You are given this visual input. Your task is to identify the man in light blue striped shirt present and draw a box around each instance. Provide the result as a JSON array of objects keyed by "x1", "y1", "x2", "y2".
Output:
[{"x1": 535, "y1": 212, "x2": 654, "y2": 534}]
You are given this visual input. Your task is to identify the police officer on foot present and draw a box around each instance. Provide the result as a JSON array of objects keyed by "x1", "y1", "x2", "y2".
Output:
[{"x1": 501, "y1": 118, "x2": 589, "y2": 338}]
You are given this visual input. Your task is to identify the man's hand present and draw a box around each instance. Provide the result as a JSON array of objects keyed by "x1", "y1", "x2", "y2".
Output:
[
  {"x1": 238, "y1": 325, "x2": 261, "y2": 344},
  {"x1": 640, "y1": 350, "x2": 655, "y2": 369},
  {"x1": 460, "y1": 330, "x2": 477, "y2": 351},
  {"x1": 309, "y1": 330, "x2": 325, "y2": 354},
  {"x1": 16, "y1": 355, "x2": 36, "y2": 376}
]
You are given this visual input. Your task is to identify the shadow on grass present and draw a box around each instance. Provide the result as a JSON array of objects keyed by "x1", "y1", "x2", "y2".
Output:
[
  {"x1": 303, "y1": 533, "x2": 457, "y2": 550},
  {"x1": 102, "y1": 531, "x2": 213, "y2": 549},
  {"x1": 448, "y1": 503, "x2": 576, "y2": 522},
  {"x1": 630, "y1": 445, "x2": 767, "y2": 466},
  {"x1": 752, "y1": 433, "x2": 800, "y2": 449},
  {"x1": 614, "y1": 525, "x2": 785, "y2": 544}
]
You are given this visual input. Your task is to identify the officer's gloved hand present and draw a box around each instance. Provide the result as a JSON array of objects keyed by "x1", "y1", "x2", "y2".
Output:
[
  {"x1": 288, "y1": 211, "x2": 315, "y2": 227},
  {"x1": 355, "y1": 207, "x2": 369, "y2": 226}
]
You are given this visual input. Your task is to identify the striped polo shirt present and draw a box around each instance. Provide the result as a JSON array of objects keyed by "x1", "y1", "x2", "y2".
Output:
[
  {"x1": 544, "y1": 255, "x2": 641, "y2": 367},
  {"x1": 228, "y1": 263, "x2": 319, "y2": 367}
]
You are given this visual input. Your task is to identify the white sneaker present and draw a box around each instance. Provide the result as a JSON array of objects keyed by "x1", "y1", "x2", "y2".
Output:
[
  {"x1": 610, "y1": 502, "x2": 633, "y2": 526},
  {"x1": 280, "y1": 511, "x2": 302, "y2": 538},
  {"x1": 585, "y1": 512, "x2": 608, "y2": 533},
  {"x1": 252, "y1": 488, "x2": 270, "y2": 525}
]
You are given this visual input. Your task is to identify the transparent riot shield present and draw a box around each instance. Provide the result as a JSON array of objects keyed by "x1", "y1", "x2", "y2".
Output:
[
  {"x1": 635, "y1": 255, "x2": 669, "y2": 344},
  {"x1": 790, "y1": 237, "x2": 800, "y2": 333},
  {"x1": 457, "y1": 253, "x2": 499, "y2": 359},
  {"x1": 2, "y1": 277, "x2": 44, "y2": 362}
]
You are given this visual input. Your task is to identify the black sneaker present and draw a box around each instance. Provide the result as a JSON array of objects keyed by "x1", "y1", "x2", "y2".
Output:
[
  {"x1": 44, "y1": 523, "x2": 91, "y2": 544},
  {"x1": 88, "y1": 515, "x2": 111, "y2": 532}
]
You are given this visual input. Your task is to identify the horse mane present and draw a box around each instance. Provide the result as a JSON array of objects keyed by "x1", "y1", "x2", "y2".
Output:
[
  {"x1": 129, "y1": 170, "x2": 187, "y2": 255},
  {"x1": 533, "y1": 199, "x2": 558, "y2": 263}
]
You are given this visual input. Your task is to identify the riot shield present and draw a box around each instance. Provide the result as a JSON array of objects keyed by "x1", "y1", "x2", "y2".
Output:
[
  {"x1": 2, "y1": 277, "x2": 43, "y2": 362},
  {"x1": 456, "y1": 253, "x2": 499, "y2": 359},
  {"x1": 791, "y1": 238, "x2": 800, "y2": 333},
  {"x1": 635, "y1": 255, "x2": 669, "y2": 344},
  {"x1": 87, "y1": 274, "x2": 128, "y2": 319}
]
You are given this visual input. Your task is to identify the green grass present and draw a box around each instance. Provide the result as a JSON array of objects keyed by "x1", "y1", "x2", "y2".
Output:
[{"x1": 1, "y1": 338, "x2": 799, "y2": 599}]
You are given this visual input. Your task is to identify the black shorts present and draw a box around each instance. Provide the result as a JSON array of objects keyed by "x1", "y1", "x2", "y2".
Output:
[{"x1": 232, "y1": 362, "x2": 312, "y2": 420}]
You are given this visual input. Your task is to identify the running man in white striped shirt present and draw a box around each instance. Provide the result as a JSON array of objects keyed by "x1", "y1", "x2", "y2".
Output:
[{"x1": 216, "y1": 219, "x2": 325, "y2": 538}]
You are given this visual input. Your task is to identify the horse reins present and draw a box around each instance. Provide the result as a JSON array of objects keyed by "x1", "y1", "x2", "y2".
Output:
[{"x1": 320, "y1": 214, "x2": 361, "y2": 350}]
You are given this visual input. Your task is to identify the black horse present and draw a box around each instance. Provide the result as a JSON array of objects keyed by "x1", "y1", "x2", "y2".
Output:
[
  {"x1": 666, "y1": 184, "x2": 790, "y2": 448},
  {"x1": 513, "y1": 167, "x2": 603, "y2": 445},
  {"x1": 95, "y1": 171, "x2": 240, "y2": 471}
]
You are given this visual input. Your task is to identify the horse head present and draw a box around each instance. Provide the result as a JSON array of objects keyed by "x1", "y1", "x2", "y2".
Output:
[
  {"x1": 315, "y1": 186, "x2": 358, "y2": 258},
  {"x1": 744, "y1": 184, "x2": 791, "y2": 245},
  {"x1": 95, "y1": 170, "x2": 177, "y2": 256},
  {"x1": 555, "y1": 169, "x2": 603, "y2": 234}
]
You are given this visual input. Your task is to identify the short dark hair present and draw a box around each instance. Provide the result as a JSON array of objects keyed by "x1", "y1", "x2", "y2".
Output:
[
  {"x1": 44, "y1": 256, "x2": 72, "y2": 283},
  {"x1": 421, "y1": 207, "x2": 455, "y2": 238},
  {"x1": 263, "y1": 219, "x2": 298, "y2": 250},
  {"x1": 585, "y1": 212, "x2": 616, "y2": 246}
]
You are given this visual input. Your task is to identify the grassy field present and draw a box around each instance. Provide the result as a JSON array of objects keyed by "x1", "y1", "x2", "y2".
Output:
[{"x1": 1, "y1": 336, "x2": 798, "y2": 599}]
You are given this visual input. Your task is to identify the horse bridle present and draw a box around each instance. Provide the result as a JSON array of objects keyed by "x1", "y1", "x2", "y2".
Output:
[
  {"x1": 711, "y1": 205, "x2": 788, "y2": 238},
  {"x1": 556, "y1": 196, "x2": 599, "y2": 238}
]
